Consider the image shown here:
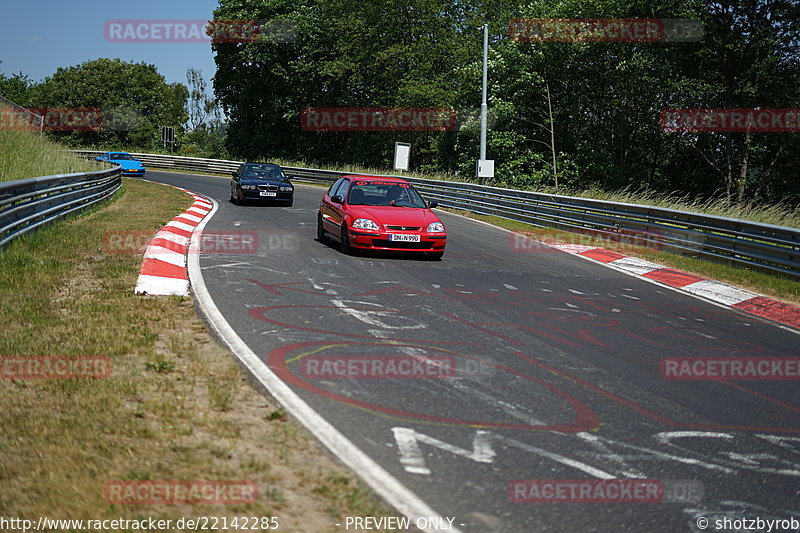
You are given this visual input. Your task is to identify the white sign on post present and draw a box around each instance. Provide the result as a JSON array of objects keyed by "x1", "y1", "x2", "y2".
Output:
[
  {"x1": 476, "y1": 159, "x2": 494, "y2": 179},
  {"x1": 394, "y1": 142, "x2": 411, "y2": 171}
]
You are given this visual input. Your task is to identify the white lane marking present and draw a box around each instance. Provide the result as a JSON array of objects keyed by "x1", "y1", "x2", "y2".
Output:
[
  {"x1": 621, "y1": 293, "x2": 640, "y2": 300},
  {"x1": 332, "y1": 300, "x2": 426, "y2": 330},
  {"x1": 392, "y1": 427, "x2": 496, "y2": 476},
  {"x1": 568, "y1": 289, "x2": 584, "y2": 295},
  {"x1": 503, "y1": 284, "x2": 518, "y2": 290},
  {"x1": 575, "y1": 432, "x2": 647, "y2": 478},
  {"x1": 600, "y1": 433, "x2": 736, "y2": 474},
  {"x1": 654, "y1": 431, "x2": 735, "y2": 445},
  {"x1": 187, "y1": 198, "x2": 459, "y2": 533},
  {"x1": 756, "y1": 435, "x2": 800, "y2": 456},
  {"x1": 548, "y1": 308, "x2": 594, "y2": 315},
  {"x1": 501, "y1": 436, "x2": 616, "y2": 479}
]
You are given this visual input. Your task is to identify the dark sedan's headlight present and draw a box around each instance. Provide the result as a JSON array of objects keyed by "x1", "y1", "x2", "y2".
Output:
[
  {"x1": 280, "y1": 186, "x2": 292, "y2": 192},
  {"x1": 240, "y1": 184, "x2": 257, "y2": 190}
]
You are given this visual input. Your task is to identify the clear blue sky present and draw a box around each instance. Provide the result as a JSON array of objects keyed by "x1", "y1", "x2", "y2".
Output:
[{"x1": 1, "y1": 0, "x2": 220, "y2": 87}]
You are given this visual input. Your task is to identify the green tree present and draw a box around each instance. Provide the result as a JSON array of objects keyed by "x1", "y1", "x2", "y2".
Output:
[{"x1": 30, "y1": 58, "x2": 188, "y2": 150}]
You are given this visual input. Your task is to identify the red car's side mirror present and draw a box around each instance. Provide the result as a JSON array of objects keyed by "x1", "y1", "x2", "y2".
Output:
[{"x1": 330, "y1": 195, "x2": 343, "y2": 204}]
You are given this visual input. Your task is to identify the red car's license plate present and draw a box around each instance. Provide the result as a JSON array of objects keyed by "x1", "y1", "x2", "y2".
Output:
[{"x1": 389, "y1": 234, "x2": 420, "y2": 242}]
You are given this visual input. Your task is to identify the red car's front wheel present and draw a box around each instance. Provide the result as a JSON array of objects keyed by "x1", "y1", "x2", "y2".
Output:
[{"x1": 340, "y1": 224, "x2": 352, "y2": 254}]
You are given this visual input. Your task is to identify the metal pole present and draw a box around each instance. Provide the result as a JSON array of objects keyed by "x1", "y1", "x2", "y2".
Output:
[{"x1": 479, "y1": 24, "x2": 488, "y2": 162}]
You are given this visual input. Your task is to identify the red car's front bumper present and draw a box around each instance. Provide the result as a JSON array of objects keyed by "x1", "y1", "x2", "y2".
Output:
[{"x1": 347, "y1": 230, "x2": 446, "y2": 252}]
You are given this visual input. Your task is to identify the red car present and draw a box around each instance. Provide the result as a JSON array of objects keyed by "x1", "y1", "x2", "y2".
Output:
[{"x1": 317, "y1": 175, "x2": 446, "y2": 259}]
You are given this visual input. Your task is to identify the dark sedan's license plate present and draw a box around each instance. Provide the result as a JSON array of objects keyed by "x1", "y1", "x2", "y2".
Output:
[{"x1": 259, "y1": 191, "x2": 277, "y2": 197}]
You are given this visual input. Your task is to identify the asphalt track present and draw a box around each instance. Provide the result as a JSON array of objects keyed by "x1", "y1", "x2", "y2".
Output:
[{"x1": 145, "y1": 170, "x2": 800, "y2": 533}]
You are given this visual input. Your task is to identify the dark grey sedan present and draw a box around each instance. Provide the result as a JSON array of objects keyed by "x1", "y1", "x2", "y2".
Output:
[{"x1": 230, "y1": 163, "x2": 294, "y2": 206}]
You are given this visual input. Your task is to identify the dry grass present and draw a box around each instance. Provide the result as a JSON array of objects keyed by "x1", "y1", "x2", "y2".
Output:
[{"x1": 0, "y1": 178, "x2": 395, "y2": 531}]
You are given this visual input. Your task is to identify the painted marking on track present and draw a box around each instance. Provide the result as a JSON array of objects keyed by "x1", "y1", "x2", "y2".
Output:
[
  {"x1": 575, "y1": 432, "x2": 647, "y2": 478},
  {"x1": 392, "y1": 427, "x2": 496, "y2": 476},
  {"x1": 503, "y1": 284, "x2": 518, "y2": 290},
  {"x1": 332, "y1": 300, "x2": 427, "y2": 330}
]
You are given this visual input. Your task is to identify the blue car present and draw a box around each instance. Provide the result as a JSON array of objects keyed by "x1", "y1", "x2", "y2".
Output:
[{"x1": 96, "y1": 152, "x2": 146, "y2": 176}]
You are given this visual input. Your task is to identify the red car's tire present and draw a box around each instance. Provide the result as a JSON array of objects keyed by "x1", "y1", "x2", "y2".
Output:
[
  {"x1": 317, "y1": 216, "x2": 328, "y2": 243},
  {"x1": 340, "y1": 224, "x2": 352, "y2": 254}
]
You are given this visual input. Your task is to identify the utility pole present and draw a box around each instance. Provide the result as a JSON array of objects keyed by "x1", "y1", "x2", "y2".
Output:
[{"x1": 476, "y1": 23, "x2": 494, "y2": 185}]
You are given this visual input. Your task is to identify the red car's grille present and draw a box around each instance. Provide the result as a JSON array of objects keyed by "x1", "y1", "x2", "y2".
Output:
[
  {"x1": 386, "y1": 225, "x2": 421, "y2": 231},
  {"x1": 371, "y1": 239, "x2": 433, "y2": 250}
]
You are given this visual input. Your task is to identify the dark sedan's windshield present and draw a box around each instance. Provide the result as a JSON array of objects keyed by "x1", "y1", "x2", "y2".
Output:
[
  {"x1": 108, "y1": 153, "x2": 134, "y2": 160},
  {"x1": 242, "y1": 164, "x2": 286, "y2": 180},
  {"x1": 347, "y1": 181, "x2": 426, "y2": 208}
]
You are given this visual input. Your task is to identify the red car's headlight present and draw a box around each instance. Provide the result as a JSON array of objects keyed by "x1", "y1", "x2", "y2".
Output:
[
  {"x1": 426, "y1": 222, "x2": 445, "y2": 233},
  {"x1": 352, "y1": 218, "x2": 380, "y2": 231}
]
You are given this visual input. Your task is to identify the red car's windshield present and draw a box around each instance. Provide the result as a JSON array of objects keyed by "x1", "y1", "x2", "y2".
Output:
[{"x1": 347, "y1": 181, "x2": 426, "y2": 208}]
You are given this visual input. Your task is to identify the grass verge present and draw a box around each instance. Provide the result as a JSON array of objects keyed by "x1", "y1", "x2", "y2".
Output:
[
  {"x1": 0, "y1": 128, "x2": 102, "y2": 182},
  {"x1": 444, "y1": 208, "x2": 800, "y2": 306},
  {"x1": 0, "y1": 178, "x2": 396, "y2": 531}
]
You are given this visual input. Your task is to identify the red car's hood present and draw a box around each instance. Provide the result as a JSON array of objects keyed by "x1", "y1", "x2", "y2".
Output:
[{"x1": 348, "y1": 206, "x2": 441, "y2": 228}]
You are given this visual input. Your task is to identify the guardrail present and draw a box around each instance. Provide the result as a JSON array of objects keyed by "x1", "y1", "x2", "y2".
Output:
[
  {"x1": 71, "y1": 150, "x2": 800, "y2": 278},
  {"x1": 0, "y1": 167, "x2": 122, "y2": 248}
]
